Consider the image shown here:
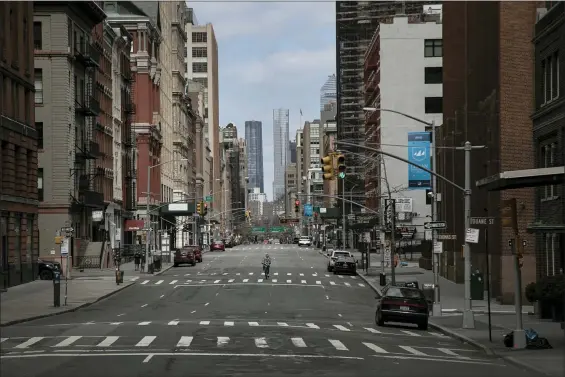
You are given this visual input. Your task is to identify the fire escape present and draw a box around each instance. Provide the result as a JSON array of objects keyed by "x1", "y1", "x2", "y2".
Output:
[
  {"x1": 72, "y1": 38, "x2": 104, "y2": 214},
  {"x1": 122, "y1": 61, "x2": 136, "y2": 223}
]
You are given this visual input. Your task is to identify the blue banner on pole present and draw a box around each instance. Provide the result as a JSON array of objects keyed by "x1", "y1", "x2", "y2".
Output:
[
  {"x1": 407, "y1": 132, "x2": 431, "y2": 190},
  {"x1": 303, "y1": 204, "x2": 313, "y2": 217}
]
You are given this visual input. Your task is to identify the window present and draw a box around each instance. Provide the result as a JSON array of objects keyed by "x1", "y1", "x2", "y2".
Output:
[
  {"x1": 192, "y1": 32, "x2": 207, "y2": 43},
  {"x1": 193, "y1": 62, "x2": 207, "y2": 73},
  {"x1": 544, "y1": 233, "x2": 558, "y2": 276},
  {"x1": 38, "y1": 168, "x2": 44, "y2": 201},
  {"x1": 192, "y1": 47, "x2": 207, "y2": 58},
  {"x1": 424, "y1": 39, "x2": 442, "y2": 57},
  {"x1": 541, "y1": 51, "x2": 560, "y2": 104},
  {"x1": 542, "y1": 143, "x2": 557, "y2": 198},
  {"x1": 425, "y1": 97, "x2": 443, "y2": 113},
  {"x1": 12, "y1": 81, "x2": 19, "y2": 119},
  {"x1": 34, "y1": 69, "x2": 43, "y2": 104},
  {"x1": 193, "y1": 77, "x2": 208, "y2": 87},
  {"x1": 36, "y1": 122, "x2": 43, "y2": 149},
  {"x1": 424, "y1": 67, "x2": 443, "y2": 84}
]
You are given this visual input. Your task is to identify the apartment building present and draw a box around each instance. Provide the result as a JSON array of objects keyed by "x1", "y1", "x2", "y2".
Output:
[
  {"x1": 34, "y1": 2, "x2": 107, "y2": 263},
  {"x1": 302, "y1": 120, "x2": 323, "y2": 206},
  {"x1": 238, "y1": 138, "x2": 248, "y2": 211},
  {"x1": 0, "y1": 1, "x2": 39, "y2": 288},
  {"x1": 187, "y1": 80, "x2": 207, "y2": 201},
  {"x1": 364, "y1": 11, "x2": 443, "y2": 240},
  {"x1": 185, "y1": 12, "x2": 220, "y2": 215},
  {"x1": 284, "y1": 164, "x2": 298, "y2": 218}
]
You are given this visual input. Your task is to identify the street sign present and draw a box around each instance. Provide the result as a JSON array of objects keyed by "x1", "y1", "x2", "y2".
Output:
[
  {"x1": 433, "y1": 241, "x2": 443, "y2": 254},
  {"x1": 437, "y1": 234, "x2": 457, "y2": 240},
  {"x1": 61, "y1": 227, "x2": 74, "y2": 233},
  {"x1": 424, "y1": 221, "x2": 447, "y2": 230},
  {"x1": 205, "y1": 195, "x2": 212, "y2": 203},
  {"x1": 470, "y1": 217, "x2": 495, "y2": 226},
  {"x1": 465, "y1": 228, "x2": 480, "y2": 243},
  {"x1": 270, "y1": 227, "x2": 285, "y2": 233},
  {"x1": 252, "y1": 227, "x2": 266, "y2": 233}
]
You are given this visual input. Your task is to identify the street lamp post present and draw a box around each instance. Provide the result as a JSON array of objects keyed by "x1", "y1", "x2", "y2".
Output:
[{"x1": 145, "y1": 158, "x2": 188, "y2": 273}]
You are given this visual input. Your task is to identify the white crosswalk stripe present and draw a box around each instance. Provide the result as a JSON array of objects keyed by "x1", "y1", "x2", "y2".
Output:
[
  {"x1": 399, "y1": 345, "x2": 428, "y2": 356},
  {"x1": 135, "y1": 336, "x2": 156, "y2": 347},
  {"x1": 53, "y1": 336, "x2": 81, "y2": 347},
  {"x1": 217, "y1": 336, "x2": 229, "y2": 347},
  {"x1": 168, "y1": 320, "x2": 179, "y2": 326},
  {"x1": 329, "y1": 339, "x2": 348, "y2": 351},
  {"x1": 176, "y1": 336, "x2": 193, "y2": 348},
  {"x1": 333, "y1": 325, "x2": 350, "y2": 331},
  {"x1": 254, "y1": 337, "x2": 268, "y2": 348},
  {"x1": 97, "y1": 336, "x2": 119, "y2": 347},
  {"x1": 400, "y1": 330, "x2": 421, "y2": 337},
  {"x1": 224, "y1": 321, "x2": 234, "y2": 326},
  {"x1": 199, "y1": 321, "x2": 210, "y2": 325},
  {"x1": 249, "y1": 322, "x2": 259, "y2": 326},
  {"x1": 170, "y1": 280, "x2": 178, "y2": 285},
  {"x1": 138, "y1": 321, "x2": 151, "y2": 326},
  {"x1": 155, "y1": 280, "x2": 164, "y2": 285},
  {"x1": 363, "y1": 342, "x2": 388, "y2": 353},
  {"x1": 291, "y1": 337, "x2": 307, "y2": 348}
]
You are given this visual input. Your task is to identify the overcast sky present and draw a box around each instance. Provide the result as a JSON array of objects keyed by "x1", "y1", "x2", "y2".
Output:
[{"x1": 190, "y1": 0, "x2": 336, "y2": 200}]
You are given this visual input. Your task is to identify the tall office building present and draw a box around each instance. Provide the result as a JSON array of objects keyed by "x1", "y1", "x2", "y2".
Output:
[
  {"x1": 273, "y1": 109, "x2": 290, "y2": 201},
  {"x1": 320, "y1": 74, "x2": 336, "y2": 111},
  {"x1": 289, "y1": 141, "x2": 297, "y2": 164},
  {"x1": 244, "y1": 121, "x2": 264, "y2": 193}
]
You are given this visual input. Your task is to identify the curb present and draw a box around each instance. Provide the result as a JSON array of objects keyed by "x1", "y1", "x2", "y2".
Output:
[
  {"x1": 428, "y1": 321, "x2": 495, "y2": 356},
  {"x1": 154, "y1": 264, "x2": 174, "y2": 276},
  {"x1": 357, "y1": 273, "x2": 383, "y2": 298},
  {"x1": 0, "y1": 282, "x2": 136, "y2": 327}
]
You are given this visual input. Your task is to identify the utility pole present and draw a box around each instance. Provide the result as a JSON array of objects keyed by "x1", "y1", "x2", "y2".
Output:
[
  {"x1": 336, "y1": 139, "x2": 484, "y2": 329},
  {"x1": 429, "y1": 121, "x2": 442, "y2": 317},
  {"x1": 306, "y1": 171, "x2": 311, "y2": 237},
  {"x1": 341, "y1": 177, "x2": 346, "y2": 249}
]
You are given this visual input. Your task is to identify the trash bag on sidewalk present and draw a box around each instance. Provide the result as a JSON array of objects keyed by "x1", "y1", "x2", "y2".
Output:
[{"x1": 503, "y1": 328, "x2": 553, "y2": 349}]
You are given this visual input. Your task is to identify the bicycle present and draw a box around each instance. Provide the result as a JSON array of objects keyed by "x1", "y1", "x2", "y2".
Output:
[{"x1": 262, "y1": 263, "x2": 270, "y2": 280}]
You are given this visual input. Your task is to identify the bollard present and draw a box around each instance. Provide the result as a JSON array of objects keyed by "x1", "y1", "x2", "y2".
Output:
[
  {"x1": 115, "y1": 269, "x2": 121, "y2": 285},
  {"x1": 53, "y1": 271, "x2": 61, "y2": 307},
  {"x1": 379, "y1": 272, "x2": 386, "y2": 286},
  {"x1": 119, "y1": 270, "x2": 124, "y2": 284}
]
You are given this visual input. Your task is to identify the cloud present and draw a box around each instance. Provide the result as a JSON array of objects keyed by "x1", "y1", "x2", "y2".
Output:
[
  {"x1": 225, "y1": 46, "x2": 335, "y2": 85},
  {"x1": 190, "y1": 0, "x2": 334, "y2": 39}
]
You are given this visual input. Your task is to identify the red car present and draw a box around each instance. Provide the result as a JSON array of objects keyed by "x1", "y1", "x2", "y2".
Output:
[
  {"x1": 210, "y1": 240, "x2": 225, "y2": 251},
  {"x1": 174, "y1": 247, "x2": 196, "y2": 267}
]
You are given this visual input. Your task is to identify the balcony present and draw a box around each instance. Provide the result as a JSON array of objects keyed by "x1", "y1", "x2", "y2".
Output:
[
  {"x1": 75, "y1": 141, "x2": 101, "y2": 160},
  {"x1": 124, "y1": 102, "x2": 136, "y2": 114},
  {"x1": 80, "y1": 190, "x2": 105, "y2": 208},
  {"x1": 74, "y1": 41, "x2": 100, "y2": 68},
  {"x1": 75, "y1": 95, "x2": 100, "y2": 116}
]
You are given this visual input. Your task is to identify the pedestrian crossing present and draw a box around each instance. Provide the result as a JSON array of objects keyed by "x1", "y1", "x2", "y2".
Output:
[
  {"x1": 43, "y1": 320, "x2": 446, "y2": 338},
  {"x1": 0, "y1": 334, "x2": 480, "y2": 361},
  {"x1": 131, "y1": 272, "x2": 364, "y2": 288}
]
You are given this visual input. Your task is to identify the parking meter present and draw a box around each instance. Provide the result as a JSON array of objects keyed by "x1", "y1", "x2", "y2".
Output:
[{"x1": 53, "y1": 271, "x2": 61, "y2": 307}]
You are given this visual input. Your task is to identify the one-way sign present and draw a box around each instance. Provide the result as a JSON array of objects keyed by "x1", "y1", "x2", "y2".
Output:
[{"x1": 424, "y1": 221, "x2": 447, "y2": 230}]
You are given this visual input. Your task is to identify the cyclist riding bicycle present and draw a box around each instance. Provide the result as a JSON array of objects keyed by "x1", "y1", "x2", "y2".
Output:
[{"x1": 262, "y1": 253, "x2": 271, "y2": 279}]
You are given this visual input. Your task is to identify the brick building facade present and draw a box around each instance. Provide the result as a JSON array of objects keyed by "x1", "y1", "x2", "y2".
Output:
[
  {"x1": 531, "y1": 1, "x2": 564, "y2": 278},
  {"x1": 437, "y1": 1, "x2": 541, "y2": 303},
  {"x1": 0, "y1": 2, "x2": 40, "y2": 288}
]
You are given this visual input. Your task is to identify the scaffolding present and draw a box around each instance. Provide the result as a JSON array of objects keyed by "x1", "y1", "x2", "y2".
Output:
[{"x1": 336, "y1": 1, "x2": 439, "y2": 199}]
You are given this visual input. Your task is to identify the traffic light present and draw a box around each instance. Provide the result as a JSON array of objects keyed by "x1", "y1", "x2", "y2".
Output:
[
  {"x1": 336, "y1": 154, "x2": 346, "y2": 179},
  {"x1": 294, "y1": 200, "x2": 300, "y2": 213},
  {"x1": 321, "y1": 155, "x2": 334, "y2": 180},
  {"x1": 196, "y1": 202, "x2": 202, "y2": 215},
  {"x1": 203, "y1": 203, "x2": 208, "y2": 216}
]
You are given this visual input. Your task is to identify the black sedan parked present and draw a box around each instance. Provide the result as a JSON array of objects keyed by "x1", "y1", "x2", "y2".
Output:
[
  {"x1": 375, "y1": 285, "x2": 429, "y2": 330},
  {"x1": 333, "y1": 256, "x2": 357, "y2": 275},
  {"x1": 38, "y1": 259, "x2": 62, "y2": 280}
]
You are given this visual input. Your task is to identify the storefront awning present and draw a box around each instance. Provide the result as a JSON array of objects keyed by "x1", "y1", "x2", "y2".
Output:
[{"x1": 476, "y1": 166, "x2": 564, "y2": 191}]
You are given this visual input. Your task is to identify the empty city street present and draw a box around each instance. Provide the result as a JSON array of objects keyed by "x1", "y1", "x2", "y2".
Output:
[{"x1": 1, "y1": 245, "x2": 534, "y2": 377}]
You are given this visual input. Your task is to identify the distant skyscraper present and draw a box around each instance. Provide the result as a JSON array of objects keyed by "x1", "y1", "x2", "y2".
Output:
[
  {"x1": 289, "y1": 141, "x2": 297, "y2": 164},
  {"x1": 273, "y1": 109, "x2": 290, "y2": 201},
  {"x1": 320, "y1": 74, "x2": 337, "y2": 111},
  {"x1": 245, "y1": 121, "x2": 264, "y2": 193}
]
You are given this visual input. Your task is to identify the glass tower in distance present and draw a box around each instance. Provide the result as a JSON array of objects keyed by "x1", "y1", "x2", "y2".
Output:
[{"x1": 245, "y1": 121, "x2": 264, "y2": 193}]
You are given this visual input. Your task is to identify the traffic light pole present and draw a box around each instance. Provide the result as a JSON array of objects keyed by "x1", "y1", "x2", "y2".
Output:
[
  {"x1": 336, "y1": 140, "x2": 484, "y2": 329},
  {"x1": 341, "y1": 178, "x2": 346, "y2": 249}
]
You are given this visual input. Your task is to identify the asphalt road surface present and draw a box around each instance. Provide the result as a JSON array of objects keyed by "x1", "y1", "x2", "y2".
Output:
[{"x1": 1, "y1": 244, "x2": 536, "y2": 377}]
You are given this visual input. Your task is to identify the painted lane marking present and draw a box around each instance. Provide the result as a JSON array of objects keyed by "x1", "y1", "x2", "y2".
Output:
[
  {"x1": 249, "y1": 272, "x2": 254, "y2": 276},
  {"x1": 14, "y1": 337, "x2": 45, "y2": 349},
  {"x1": 301, "y1": 280, "x2": 307, "y2": 284},
  {"x1": 316, "y1": 281, "x2": 322, "y2": 285},
  {"x1": 249, "y1": 322, "x2": 259, "y2": 326},
  {"x1": 204, "y1": 302, "x2": 210, "y2": 306},
  {"x1": 437, "y1": 348, "x2": 470, "y2": 358},
  {"x1": 364, "y1": 327, "x2": 381, "y2": 334},
  {"x1": 257, "y1": 279, "x2": 263, "y2": 283},
  {"x1": 141, "y1": 304, "x2": 148, "y2": 308},
  {"x1": 329, "y1": 339, "x2": 348, "y2": 351},
  {"x1": 286, "y1": 280, "x2": 291, "y2": 283},
  {"x1": 272, "y1": 279, "x2": 278, "y2": 283},
  {"x1": 333, "y1": 325, "x2": 350, "y2": 331},
  {"x1": 291, "y1": 337, "x2": 307, "y2": 348},
  {"x1": 140, "y1": 280, "x2": 149, "y2": 285},
  {"x1": 228, "y1": 279, "x2": 235, "y2": 283},
  {"x1": 155, "y1": 280, "x2": 164, "y2": 285},
  {"x1": 53, "y1": 336, "x2": 82, "y2": 348},
  {"x1": 358, "y1": 283, "x2": 365, "y2": 287},
  {"x1": 170, "y1": 280, "x2": 178, "y2": 285},
  {"x1": 224, "y1": 321, "x2": 234, "y2": 326},
  {"x1": 399, "y1": 345, "x2": 427, "y2": 356},
  {"x1": 400, "y1": 330, "x2": 421, "y2": 337},
  {"x1": 97, "y1": 336, "x2": 119, "y2": 347},
  {"x1": 168, "y1": 320, "x2": 179, "y2": 326},
  {"x1": 176, "y1": 336, "x2": 193, "y2": 348},
  {"x1": 254, "y1": 338, "x2": 268, "y2": 348},
  {"x1": 273, "y1": 273, "x2": 278, "y2": 276},
  {"x1": 135, "y1": 336, "x2": 156, "y2": 347},
  {"x1": 277, "y1": 322, "x2": 288, "y2": 327},
  {"x1": 306, "y1": 323, "x2": 319, "y2": 329},
  {"x1": 143, "y1": 354, "x2": 153, "y2": 363},
  {"x1": 287, "y1": 273, "x2": 292, "y2": 276},
  {"x1": 363, "y1": 342, "x2": 388, "y2": 353},
  {"x1": 243, "y1": 279, "x2": 249, "y2": 283},
  {"x1": 217, "y1": 337, "x2": 230, "y2": 347},
  {"x1": 344, "y1": 282, "x2": 351, "y2": 287},
  {"x1": 329, "y1": 281, "x2": 336, "y2": 285},
  {"x1": 138, "y1": 322, "x2": 151, "y2": 326},
  {"x1": 214, "y1": 280, "x2": 221, "y2": 284},
  {"x1": 110, "y1": 322, "x2": 122, "y2": 325},
  {"x1": 199, "y1": 321, "x2": 210, "y2": 325},
  {"x1": 299, "y1": 273, "x2": 304, "y2": 276}
]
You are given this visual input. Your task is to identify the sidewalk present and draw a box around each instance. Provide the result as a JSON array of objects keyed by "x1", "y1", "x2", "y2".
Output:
[
  {"x1": 71, "y1": 261, "x2": 173, "y2": 280},
  {"x1": 351, "y1": 258, "x2": 562, "y2": 377},
  {"x1": 0, "y1": 279, "x2": 135, "y2": 326}
]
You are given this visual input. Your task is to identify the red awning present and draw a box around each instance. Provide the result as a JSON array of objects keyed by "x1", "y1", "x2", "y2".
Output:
[{"x1": 124, "y1": 220, "x2": 145, "y2": 232}]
